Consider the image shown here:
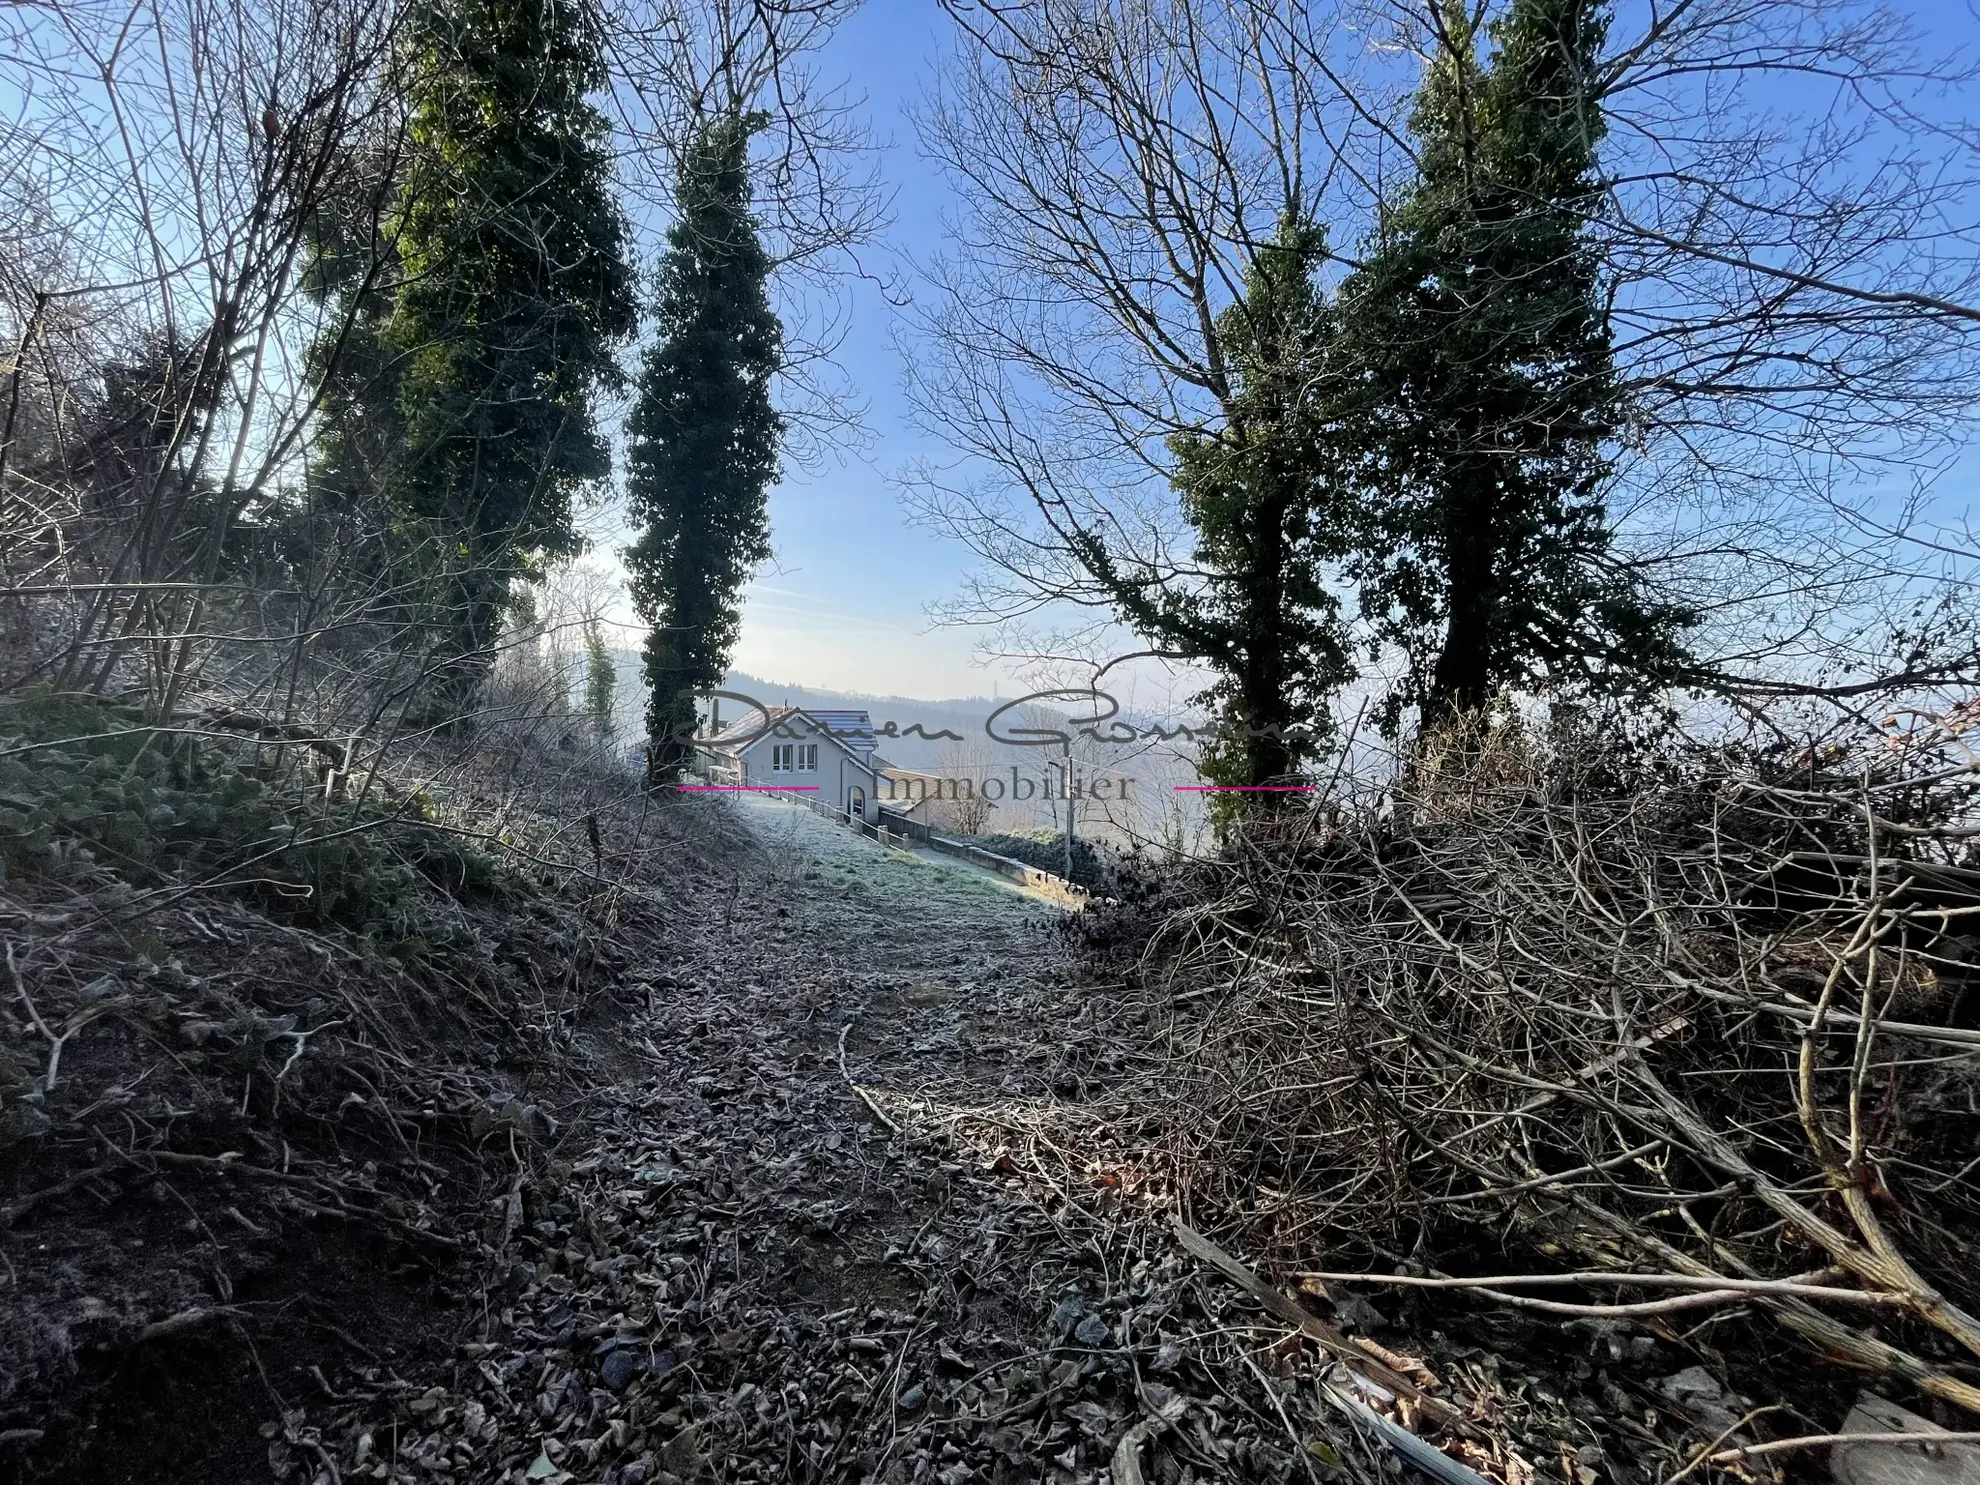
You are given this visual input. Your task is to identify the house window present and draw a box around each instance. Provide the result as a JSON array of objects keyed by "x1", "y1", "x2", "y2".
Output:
[
  {"x1": 771, "y1": 744, "x2": 794, "y2": 771},
  {"x1": 797, "y1": 744, "x2": 818, "y2": 771}
]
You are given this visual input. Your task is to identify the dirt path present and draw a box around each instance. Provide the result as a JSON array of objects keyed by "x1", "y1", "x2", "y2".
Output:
[{"x1": 278, "y1": 793, "x2": 1379, "y2": 1485}]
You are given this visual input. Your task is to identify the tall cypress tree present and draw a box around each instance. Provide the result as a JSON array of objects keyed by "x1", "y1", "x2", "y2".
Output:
[
  {"x1": 624, "y1": 113, "x2": 782, "y2": 787},
  {"x1": 582, "y1": 617, "x2": 615, "y2": 738},
  {"x1": 1335, "y1": 0, "x2": 1689, "y2": 731},
  {"x1": 386, "y1": 0, "x2": 637, "y2": 724}
]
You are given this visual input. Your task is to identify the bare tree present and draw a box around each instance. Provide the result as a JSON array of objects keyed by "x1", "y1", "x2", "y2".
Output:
[
  {"x1": 906, "y1": 0, "x2": 1350, "y2": 628},
  {"x1": 0, "y1": 0, "x2": 411, "y2": 722},
  {"x1": 905, "y1": 0, "x2": 1980, "y2": 731},
  {"x1": 926, "y1": 731, "x2": 996, "y2": 834},
  {"x1": 1512, "y1": 0, "x2": 1980, "y2": 687}
]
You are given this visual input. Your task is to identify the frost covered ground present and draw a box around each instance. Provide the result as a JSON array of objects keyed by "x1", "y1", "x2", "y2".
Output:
[{"x1": 275, "y1": 790, "x2": 1411, "y2": 1485}]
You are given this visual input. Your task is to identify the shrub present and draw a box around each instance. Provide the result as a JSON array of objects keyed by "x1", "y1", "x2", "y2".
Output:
[{"x1": 0, "y1": 687, "x2": 501, "y2": 931}]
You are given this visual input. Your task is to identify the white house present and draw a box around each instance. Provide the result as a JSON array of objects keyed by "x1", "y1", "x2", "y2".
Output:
[{"x1": 699, "y1": 706, "x2": 885, "y2": 824}]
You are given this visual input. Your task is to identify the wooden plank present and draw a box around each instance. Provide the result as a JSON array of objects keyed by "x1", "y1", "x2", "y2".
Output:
[{"x1": 1169, "y1": 1220, "x2": 1470, "y2": 1436}]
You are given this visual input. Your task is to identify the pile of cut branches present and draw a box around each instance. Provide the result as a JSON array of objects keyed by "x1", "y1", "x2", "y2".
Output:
[{"x1": 1127, "y1": 709, "x2": 1980, "y2": 1421}]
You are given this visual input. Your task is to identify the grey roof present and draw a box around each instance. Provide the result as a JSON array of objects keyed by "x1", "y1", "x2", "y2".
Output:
[
  {"x1": 802, "y1": 710, "x2": 877, "y2": 757},
  {"x1": 705, "y1": 705, "x2": 800, "y2": 752},
  {"x1": 703, "y1": 706, "x2": 877, "y2": 761}
]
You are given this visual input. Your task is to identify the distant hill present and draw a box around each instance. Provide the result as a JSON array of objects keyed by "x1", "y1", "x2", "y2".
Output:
[
  {"x1": 600, "y1": 655, "x2": 1211, "y2": 849},
  {"x1": 713, "y1": 670, "x2": 1006, "y2": 771}
]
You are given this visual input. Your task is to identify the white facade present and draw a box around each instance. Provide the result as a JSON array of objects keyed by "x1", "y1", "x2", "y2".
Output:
[{"x1": 703, "y1": 708, "x2": 883, "y2": 824}]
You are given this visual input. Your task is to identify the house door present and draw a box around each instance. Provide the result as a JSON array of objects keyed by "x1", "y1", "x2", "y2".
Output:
[{"x1": 847, "y1": 786, "x2": 865, "y2": 823}]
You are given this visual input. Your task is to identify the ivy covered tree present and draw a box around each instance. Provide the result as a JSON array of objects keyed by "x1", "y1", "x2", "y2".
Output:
[
  {"x1": 1158, "y1": 213, "x2": 1353, "y2": 793},
  {"x1": 624, "y1": 113, "x2": 782, "y2": 787},
  {"x1": 299, "y1": 132, "x2": 408, "y2": 593},
  {"x1": 385, "y1": 0, "x2": 637, "y2": 724},
  {"x1": 582, "y1": 617, "x2": 615, "y2": 738},
  {"x1": 1334, "y1": 0, "x2": 1690, "y2": 731}
]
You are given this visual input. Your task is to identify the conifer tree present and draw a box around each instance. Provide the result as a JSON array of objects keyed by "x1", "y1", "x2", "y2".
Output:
[
  {"x1": 386, "y1": 0, "x2": 636, "y2": 724},
  {"x1": 1335, "y1": 0, "x2": 1690, "y2": 731},
  {"x1": 624, "y1": 113, "x2": 782, "y2": 787},
  {"x1": 298, "y1": 136, "x2": 409, "y2": 591}
]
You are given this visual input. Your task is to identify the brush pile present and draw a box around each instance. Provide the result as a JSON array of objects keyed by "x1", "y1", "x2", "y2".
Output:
[{"x1": 1126, "y1": 709, "x2": 1980, "y2": 1420}]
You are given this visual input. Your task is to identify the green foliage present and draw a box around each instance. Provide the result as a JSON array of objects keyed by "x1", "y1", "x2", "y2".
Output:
[
  {"x1": 1334, "y1": 0, "x2": 1691, "y2": 730},
  {"x1": 384, "y1": 0, "x2": 637, "y2": 722},
  {"x1": 582, "y1": 618, "x2": 614, "y2": 737},
  {"x1": 623, "y1": 113, "x2": 783, "y2": 786},
  {"x1": 0, "y1": 689, "x2": 500, "y2": 932},
  {"x1": 1162, "y1": 214, "x2": 1354, "y2": 794},
  {"x1": 300, "y1": 132, "x2": 409, "y2": 567}
]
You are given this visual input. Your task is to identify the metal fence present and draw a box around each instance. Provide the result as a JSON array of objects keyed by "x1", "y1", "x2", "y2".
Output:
[{"x1": 773, "y1": 791, "x2": 1087, "y2": 904}]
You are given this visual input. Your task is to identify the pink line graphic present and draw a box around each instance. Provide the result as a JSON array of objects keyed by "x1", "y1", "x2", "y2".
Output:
[
  {"x1": 1174, "y1": 785, "x2": 1319, "y2": 792},
  {"x1": 677, "y1": 784, "x2": 821, "y2": 792}
]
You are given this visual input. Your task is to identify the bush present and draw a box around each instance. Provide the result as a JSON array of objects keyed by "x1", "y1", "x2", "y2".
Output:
[
  {"x1": 1114, "y1": 710, "x2": 1980, "y2": 1412},
  {"x1": 0, "y1": 687, "x2": 501, "y2": 931},
  {"x1": 962, "y1": 827, "x2": 1119, "y2": 890}
]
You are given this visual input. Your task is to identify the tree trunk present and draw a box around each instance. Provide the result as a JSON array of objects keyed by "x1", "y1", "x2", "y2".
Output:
[
  {"x1": 1235, "y1": 495, "x2": 1297, "y2": 789},
  {"x1": 1427, "y1": 469, "x2": 1496, "y2": 729},
  {"x1": 645, "y1": 687, "x2": 696, "y2": 786}
]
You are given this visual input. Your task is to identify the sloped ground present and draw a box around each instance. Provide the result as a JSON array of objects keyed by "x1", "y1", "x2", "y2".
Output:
[
  {"x1": 0, "y1": 725, "x2": 746, "y2": 1485},
  {"x1": 6, "y1": 764, "x2": 1732, "y2": 1485},
  {"x1": 275, "y1": 794, "x2": 1408, "y2": 1485}
]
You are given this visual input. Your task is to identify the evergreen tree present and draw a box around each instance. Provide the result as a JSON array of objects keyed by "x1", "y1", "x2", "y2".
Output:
[
  {"x1": 64, "y1": 330, "x2": 251, "y2": 581},
  {"x1": 1335, "y1": 0, "x2": 1689, "y2": 731},
  {"x1": 1156, "y1": 214, "x2": 1352, "y2": 795},
  {"x1": 299, "y1": 134, "x2": 408, "y2": 596},
  {"x1": 582, "y1": 617, "x2": 615, "y2": 737},
  {"x1": 624, "y1": 113, "x2": 782, "y2": 787},
  {"x1": 386, "y1": 0, "x2": 637, "y2": 724}
]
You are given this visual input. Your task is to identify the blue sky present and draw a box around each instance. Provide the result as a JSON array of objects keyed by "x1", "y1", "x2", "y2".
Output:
[
  {"x1": 717, "y1": 0, "x2": 999, "y2": 701},
  {"x1": 700, "y1": 0, "x2": 1980, "y2": 704},
  {"x1": 0, "y1": 0, "x2": 997, "y2": 699},
  {"x1": 7, "y1": 0, "x2": 1970, "y2": 707}
]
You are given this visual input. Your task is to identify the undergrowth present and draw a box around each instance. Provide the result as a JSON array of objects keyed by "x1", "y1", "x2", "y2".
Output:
[
  {"x1": 1070, "y1": 709, "x2": 1980, "y2": 1471},
  {"x1": 0, "y1": 687, "x2": 503, "y2": 934},
  {"x1": 0, "y1": 691, "x2": 735, "y2": 1478}
]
